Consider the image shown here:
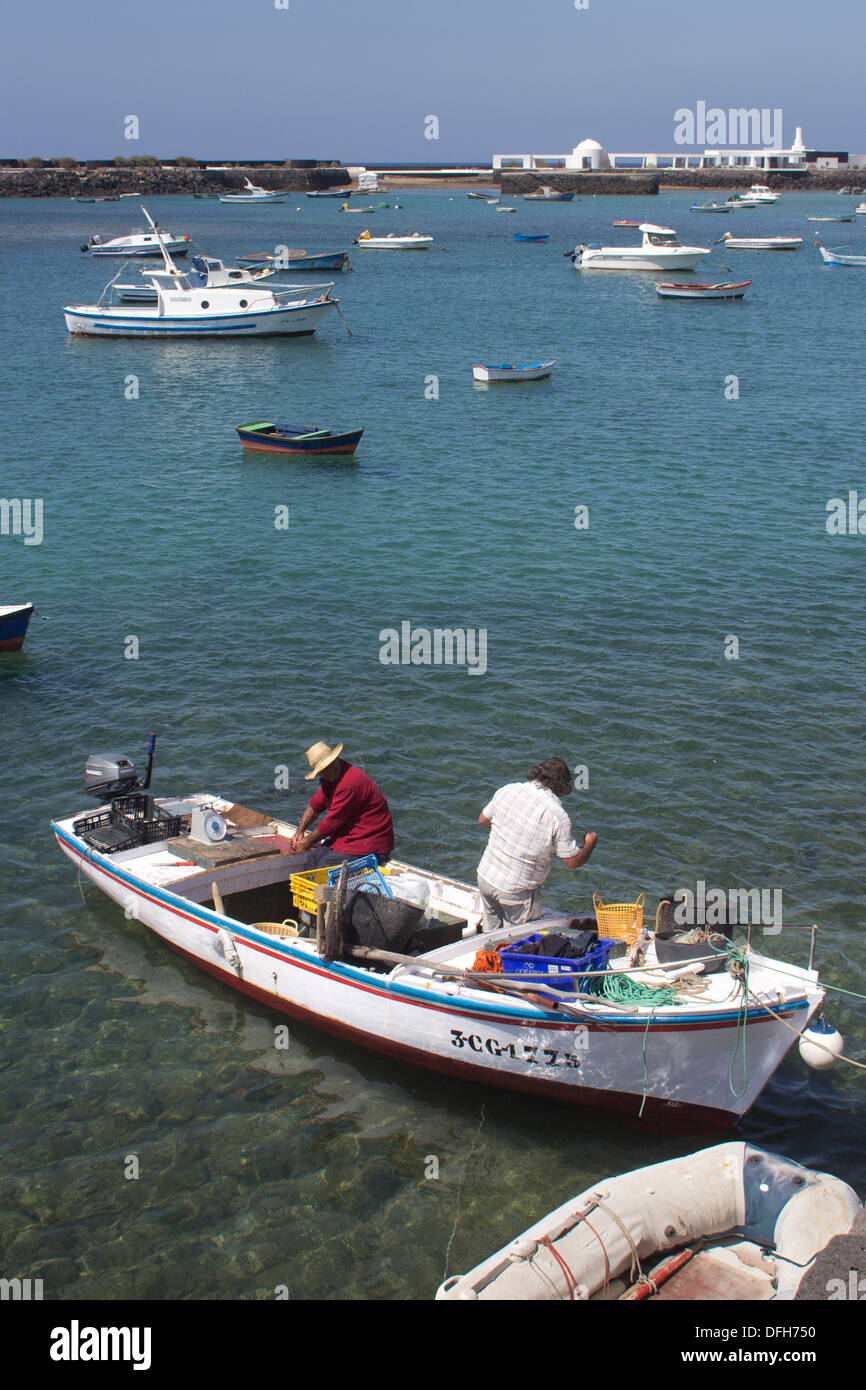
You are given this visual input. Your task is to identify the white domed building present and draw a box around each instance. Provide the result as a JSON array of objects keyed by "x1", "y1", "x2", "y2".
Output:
[{"x1": 566, "y1": 138, "x2": 610, "y2": 171}]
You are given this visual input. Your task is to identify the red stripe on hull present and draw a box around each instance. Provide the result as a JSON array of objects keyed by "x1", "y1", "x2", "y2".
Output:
[
  {"x1": 0, "y1": 636, "x2": 26, "y2": 651},
  {"x1": 239, "y1": 440, "x2": 358, "y2": 455}
]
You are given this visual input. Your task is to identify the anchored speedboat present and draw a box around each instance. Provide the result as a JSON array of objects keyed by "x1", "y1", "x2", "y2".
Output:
[
  {"x1": 570, "y1": 224, "x2": 709, "y2": 272},
  {"x1": 51, "y1": 735, "x2": 838, "y2": 1128}
]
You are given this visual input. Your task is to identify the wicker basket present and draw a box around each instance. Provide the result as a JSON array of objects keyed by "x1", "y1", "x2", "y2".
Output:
[{"x1": 593, "y1": 892, "x2": 645, "y2": 943}]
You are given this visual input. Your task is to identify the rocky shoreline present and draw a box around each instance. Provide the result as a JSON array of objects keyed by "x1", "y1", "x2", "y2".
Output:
[{"x1": 0, "y1": 166, "x2": 353, "y2": 198}]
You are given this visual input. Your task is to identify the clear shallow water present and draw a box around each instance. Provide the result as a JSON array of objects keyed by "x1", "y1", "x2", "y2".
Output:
[{"x1": 1, "y1": 189, "x2": 865, "y2": 1300}]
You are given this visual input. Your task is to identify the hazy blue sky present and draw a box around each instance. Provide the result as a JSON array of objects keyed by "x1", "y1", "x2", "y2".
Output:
[{"x1": 1, "y1": 0, "x2": 861, "y2": 160}]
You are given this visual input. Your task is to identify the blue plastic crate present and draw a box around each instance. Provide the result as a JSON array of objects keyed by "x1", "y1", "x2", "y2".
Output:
[
  {"x1": 497, "y1": 933, "x2": 614, "y2": 992},
  {"x1": 326, "y1": 854, "x2": 393, "y2": 898}
]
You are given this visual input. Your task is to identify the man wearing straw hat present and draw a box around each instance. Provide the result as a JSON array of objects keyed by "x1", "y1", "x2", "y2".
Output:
[
  {"x1": 287, "y1": 741, "x2": 394, "y2": 868},
  {"x1": 476, "y1": 758, "x2": 597, "y2": 931}
]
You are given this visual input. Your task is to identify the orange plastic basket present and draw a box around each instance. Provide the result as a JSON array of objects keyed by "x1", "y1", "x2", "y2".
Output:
[{"x1": 592, "y1": 892, "x2": 645, "y2": 943}]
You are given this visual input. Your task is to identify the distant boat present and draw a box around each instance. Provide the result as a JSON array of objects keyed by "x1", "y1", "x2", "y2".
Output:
[
  {"x1": 523, "y1": 186, "x2": 575, "y2": 202},
  {"x1": 719, "y1": 233, "x2": 802, "y2": 251},
  {"x1": 496, "y1": 206, "x2": 517, "y2": 213},
  {"x1": 472, "y1": 360, "x2": 556, "y2": 382},
  {"x1": 514, "y1": 233, "x2": 549, "y2": 242},
  {"x1": 725, "y1": 195, "x2": 761, "y2": 209},
  {"x1": 856, "y1": 203, "x2": 866, "y2": 215},
  {"x1": 656, "y1": 280, "x2": 752, "y2": 300},
  {"x1": 467, "y1": 191, "x2": 492, "y2": 199},
  {"x1": 218, "y1": 179, "x2": 288, "y2": 205},
  {"x1": 819, "y1": 245, "x2": 866, "y2": 267},
  {"x1": 572, "y1": 223, "x2": 709, "y2": 271},
  {"x1": 342, "y1": 203, "x2": 378, "y2": 213},
  {"x1": 689, "y1": 201, "x2": 730, "y2": 213},
  {"x1": 81, "y1": 218, "x2": 192, "y2": 257},
  {"x1": 236, "y1": 421, "x2": 363, "y2": 455},
  {"x1": 808, "y1": 215, "x2": 854, "y2": 223},
  {"x1": 0, "y1": 602, "x2": 35, "y2": 652},
  {"x1": 746, "y1": 183, "x2": 779, "y2": 203},
  {"x1": 306, "y1": 188, "x2": 353, "y2": 198},
  {"x1": 487, "y1": 197, "x2": 500, "y2": 205},
  {"x1": 353, "y1": 231, "x2": 433, "y2": 249},
  {"x1": 237, "y1": 249, "x2": 350, "y2": 273},
  {"x1": 613, "y1": 219, "x2": 642, "y2": 226}
]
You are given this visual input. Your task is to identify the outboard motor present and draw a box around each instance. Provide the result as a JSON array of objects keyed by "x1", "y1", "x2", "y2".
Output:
[{"x1": 84, "y1": 734, "x2": 156, "y2": 800}]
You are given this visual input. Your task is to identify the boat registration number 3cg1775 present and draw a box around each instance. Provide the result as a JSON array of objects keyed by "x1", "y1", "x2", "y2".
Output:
[{"x1": 450, "y1": 1028, "x2": 585, "y2": 1067}]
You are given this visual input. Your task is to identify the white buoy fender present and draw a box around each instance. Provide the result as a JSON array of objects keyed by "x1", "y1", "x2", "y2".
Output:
[{"x1": 799, "y1": 1014, "x2": 845, "y2": 1071}]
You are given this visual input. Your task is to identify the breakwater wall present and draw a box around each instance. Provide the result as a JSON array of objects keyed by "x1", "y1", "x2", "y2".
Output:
[
  {"x1": 499, "y1": 168, "x2": 862, "y2": 195},
  {"x1": 0, "y1": 166, "x2": 353, "y2": 198},
  {"x1": 499, "y1": 172, "x2": 660, "y2": 196}
]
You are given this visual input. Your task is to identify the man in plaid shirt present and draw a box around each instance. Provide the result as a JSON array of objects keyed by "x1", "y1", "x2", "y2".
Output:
[{"x1": 476, "y1": 758, "x2": 597, "y2": 931}]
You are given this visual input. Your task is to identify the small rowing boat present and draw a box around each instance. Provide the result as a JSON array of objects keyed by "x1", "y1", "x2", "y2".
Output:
[
  {"x1": 236, "y1": 421, "x2": 363, "y2": 455},
  {"x1": 689, "y1": 201, "x2": 730, "y2": 213},
  {"x1": 514, "y1": 233, "x2": 549, "y2": 242},
  {"x1": 353, "y1": 231, "x2": 433, "y2": 249},
  {"x1": 472, "y1": 360, "x2": 556, "y2": 382},
  {"x1": 523, "y1": 186, "x2": 575, "y2": 202},
  {"x1": 0, "y1": 602, "x2": 35, "y2": 652},
  {"x1": 612, "y1": 220, "x2": 642, "y2": 226},
  {"x1": 718, "y1": 233, "x2": 802, "y2": 251},
  {"x1": 819, "y1": 244, "x2": 866, "y2": 266},
  {"x1": 807, "y1": 215, "x2": 854, "y2": 223},
  {"x1": 656, "y1": 280, "x2": 751, "y2": 300},
  {"x1": 437, "y1": 1143, "x2": 861, "y2": 1300}
]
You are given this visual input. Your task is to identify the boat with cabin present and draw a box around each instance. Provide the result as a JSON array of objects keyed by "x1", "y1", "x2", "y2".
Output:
[
  {"x1": 81, "y1": 222, "x2": 191, "y2": 257},
  {"x1": 218, "y1": 178, "x2": 287, "y2": 204},
  {"x1": 236, "y1": 421, "x2": 363, "y2": 455},
  {"x1": 436, "y1": 1143, "x2": 861, "y2": 1301},
  {"x1": 472, "y1": 360, "x2": 556, "y2": 382},
  {"x1": 746, "y1": 184, "x2": 779, "y2": 203},
  {"x1": 114, "y1": 253, "x2": 277, "y2": 303},
  {"x1": 0, "y1": 602, "x2": 35, "y2": 652},
  {"x1": 571, "y1": 224, "x2": 709, "y2": 272},
  {"x1": 51, "y1": 736, "x2": 836, "y2": 1129}
]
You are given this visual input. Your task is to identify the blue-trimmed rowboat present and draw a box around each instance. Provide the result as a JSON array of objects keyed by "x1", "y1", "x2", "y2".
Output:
[
  {"x1": 514, "y1": 232, "x2": 550, "y2": 242},
  {"x1": 236, "y1": 421, "x2": 363, "y2": 455},
  {"x1": 236, "y1": 249, "x2": 350, "y2": 273},
  {"x1": 473, "y1": 360, "x2": 556, "y2": 382},
  {"x1": 51, "y1": 775, "x2": 829, "y2": 1127},
  {"x1": 0, "y1": 602, "x2": 35, "y2": 652}
]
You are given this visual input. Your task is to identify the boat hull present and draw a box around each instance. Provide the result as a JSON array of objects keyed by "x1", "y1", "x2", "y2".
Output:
[
  {"x1": 0, "y1": 603, "x2": 34, "y2": 651},
  {"x1": 51, "y1": 817, "x2": 822, "y2": 1127},
  {"x1": 237, "y1": 427, "x2": 363, "y2": 455},
  {"x1": 63, "y1": 299, "x2": 337, "y2": 337}
]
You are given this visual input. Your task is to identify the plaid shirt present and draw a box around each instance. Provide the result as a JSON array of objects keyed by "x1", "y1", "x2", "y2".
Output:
[{"x1": 477, "y1": 782, "x2": 581, "y2": 892}]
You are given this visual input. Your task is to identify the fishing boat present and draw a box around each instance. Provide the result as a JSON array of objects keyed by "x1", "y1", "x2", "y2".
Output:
[
  {"x1": 0, "y1": 602, "x2": 35, "y2": 652},
  {"x1": 571, "y1": 224, "x2": 709, "y2": 272},
  {"x1": 496, "y1": 206, "x2": 517, "y2": 213},
  {"x1": 236, "y1": 249, "x2": 350, "y2": 273},
  {"x1": 472, "y1": 360, "x2": 556, "y2": 382},
  {"x1": 436, "y1": 1143, "x2": 861, "y2": 1301},
  {"x1": 236, "y1": 421, "x2": 363, "y2": 455},
  {"x1": 114, "y1": 254, "x2": 277, "y2": 303},
  {"x1": 353, "y1": 231, "x2": 433, "y2": 249},
  {"x1": 747, "y1": 183, "x2": 779, "y2": 203},
  {"x1": 612, "y1": 220, "x2": 642, "y2": 226},
  {"x1": 818, "y1": 245, "x2": 866, "y2": 267},
  {"x1": 807, "y1": 215, "x2": 855, "y2": 223},
  {"x1": 218, "y1": 178, "x2": 287, "y2": 205},
  {"x1": 51, "y1": 737, "x2": 835, "y2": 1128},
  {"x1": 726, "y1": 194, "x2": 761, "y2": 209},
  {"x1": 514, "y1": 233, "x2": 549, "y2": 242},
  {"x1": 306, "y1": 188, "x2": 353, "y2": 198},
  {"x1": 341, "y1": 203, "x2": 377, "y2": 213},
  {"x1": 523, "y1": 186, "x2": 575, "y2": 202},
  {"x1": 81, "y1": 220, "x2": 191, "y2": 257},
  {"x1": 718, "y1": 233, "x2": 802, "y2": 251},
  {"x1": 689, "y1": 201, "x2": 729, "y2": 213},
  {"x1": 64, "y1": 224, "x2": 339, "y2": 337},
  {"x1": 656, "y1": 280, "x2": 751, "y2": 300}
]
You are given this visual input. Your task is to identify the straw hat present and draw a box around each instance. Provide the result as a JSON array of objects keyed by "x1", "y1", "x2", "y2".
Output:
[{"x1": 304, "y1": 740, "x2": 344, "y2": 779}]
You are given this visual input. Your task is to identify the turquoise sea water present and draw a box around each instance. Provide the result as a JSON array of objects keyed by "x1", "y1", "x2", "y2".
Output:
[{"x1": 1, "y1": 189, "x2": 864, "y2": 1300}]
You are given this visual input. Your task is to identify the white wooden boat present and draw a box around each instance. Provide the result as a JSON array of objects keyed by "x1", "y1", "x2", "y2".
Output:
[
  {"x1": 571, "y1": 224, "x2": 709, "y2": 272},
  {"x1": 472, "y1": 359, "x2": 556, "y2": 381},
  {"x1": 656, "y1": 280, "x2": 751, "y2": 300},
  {"x1": 353, "y1": 231, "x2": 433, "y2": 249},
  {"x1": 218, "y1": 178, "x2": 287, "y2": 204},
  {"x1": 719, "y1": 233, "x2": 802, "y2": 251},
  {"x1": 436, "y1": 1143, "x2": 861, "y2": 1300},
  {"x1": 51, "y1": 752, "x2": 830, "y2": 1128},
  {"x1": 65, "y1": 225, "x2": 338, "y2": 337},
  {"x1": 819, "y1": 245, "x2": 866, "y2": 266},
  {"x1": 689, "y1": 200, "x2": 730, "y2": 213},
  {"x1": 114, "y1": 254, "x2": 277, "y2": 303}
]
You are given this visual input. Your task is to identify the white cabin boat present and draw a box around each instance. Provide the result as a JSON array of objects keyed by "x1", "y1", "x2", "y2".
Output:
[
  {"x1": 436, "y1": 1143, "x2": 861, "y2": 1301},
  {"x1": 747, "y1": 184, "x2": 779, "y2": 203},
  {"x1": 114, "y1": 254, "x2": 277, "y2": 303},
  {"x1": 353, "y1": 231, "x2": 433, "y2": 249},
  {"x1": 51, "y1": 758, "x2": 830, "y2": 1129},
  {"x1": 82, "y1": 227, "x2": 191, "y2": 257},
  {"x1": 65, "y1": 225, "x2": 338, "y2": 337},
  {"x1": 720, "y1": 233, "x2": 802, "y2": 251},
  {"x1": 571, "y1": 224, "x2": 709, "y2": 272},
  {"x1": 218, "y1": 178, "x2": 287, "y2": 204}
]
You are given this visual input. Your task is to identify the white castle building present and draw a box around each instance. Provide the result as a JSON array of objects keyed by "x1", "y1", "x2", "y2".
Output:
[{"x1": 494, "y1": 127, "x2": 848, "y2": 173}]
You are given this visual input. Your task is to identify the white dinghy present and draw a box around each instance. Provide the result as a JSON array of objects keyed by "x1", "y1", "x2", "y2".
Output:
[
  {"x1": 353, "y1": 231, "x2": 434, "y2": 249},
  {"x1": 718, "y1": 233, "x2": 803, "y2": 251},
  {"x1": 50, "y1": 737, "x2": 838, "y2": 1130},
  {"x1": 437, "y1": 1143, "x2": 861, "y2": 1300}
]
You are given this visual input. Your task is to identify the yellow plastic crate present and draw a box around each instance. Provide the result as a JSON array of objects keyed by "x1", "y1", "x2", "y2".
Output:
[
  {"x1": 593, "y1": 892, "x2": 645, "y2": 943},
  {"x1": 289, "y1": 865, "x2": 333, "y2": 916}
]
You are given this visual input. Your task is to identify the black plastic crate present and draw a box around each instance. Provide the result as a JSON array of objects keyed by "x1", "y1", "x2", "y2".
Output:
[
  {"x1": 73, "y1": 800, "x2": 182, "y2": 853},
  {"x1": 110, "y1": 793, "x2": 156, "y2": 822},
  {"x1": 73, "y1": 810, "x2": 139, "y2": 853}
]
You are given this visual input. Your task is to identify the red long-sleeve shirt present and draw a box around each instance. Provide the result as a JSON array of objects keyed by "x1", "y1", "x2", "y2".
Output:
[{"x1": 308, "y1": 762, "x2": 394, "y2": 857}]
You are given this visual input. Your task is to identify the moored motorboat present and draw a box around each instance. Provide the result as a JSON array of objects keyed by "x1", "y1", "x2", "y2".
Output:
[
  {"x1": 472, "y1": 359, "x2": 556, "y2": 382},
  {"x1": 718, "y1": 233, "x2": 802, "y2": 251},
  {"x1": 236, "y1": 421, "x2": 363, "y2": 455},
  {"x1": 51, "y1": 737, "x2": 833, "y2": 1129},
  {"x1": 353, "y1": 231, "x2": 433, "y2": 249},
  {"x1": 523, "y1": 185, "x2": 575, "y2": 202},
  {"x1": 114, "y1": 253, "x2": 277, "y2": 303},
  {"x1": 747, "y1": 183, "x2": 779, "y2": 203},
  {"x1": 689, "y1": 200, "x2": 730, "y2": 213},
  {"x1": 436, "y1": 1143, "x2": 861, "y2": 1300},
  {"x1": 819, "y1": 244, "x2": 866, "y2": 266},
  {"x1": 306, "y1": 188, "x2": 353, "y2": 198},
  {"x1": 218, "y1": 178, "x2": 287, "y2": 204},
  {"x1": 342, "y1": 203, "x2": 377, "y2": 213},
  {"x1": 656, "y1": 280, "x2": 751, "y2": 300},
  {"x1": 0, "y1": 602, "x2": 35, "y2": 652},
  {"x1": 82, "y1": 220, "x2": 191, "y2": 257},
  {"x1": 571, "y1": 224, "x2": 709, "y2": 271}
]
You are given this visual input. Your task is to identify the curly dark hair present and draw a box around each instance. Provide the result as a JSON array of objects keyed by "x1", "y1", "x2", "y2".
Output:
[{"x1": 527, "y1": 758, "x2": 573, "y2": 797}]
